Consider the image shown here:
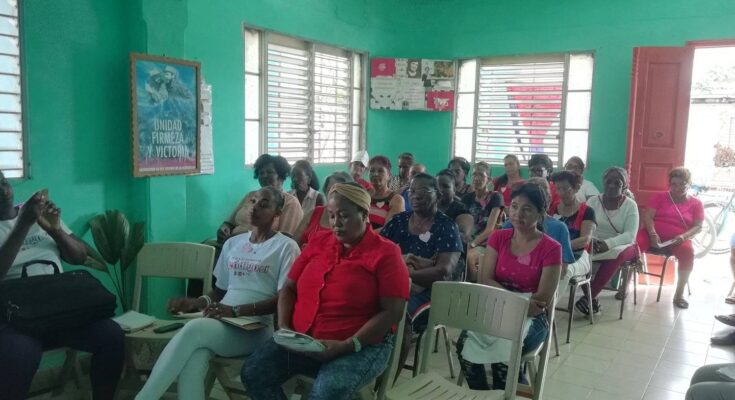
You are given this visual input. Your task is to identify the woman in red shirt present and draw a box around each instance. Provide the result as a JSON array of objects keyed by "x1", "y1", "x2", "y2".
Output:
[
  {"x1": 243, "y1": 183, "x2": 409, "y2": 400},
  {"x1": 457, "y1": 183, "x2": 561, "y2": 390},
  {"x1": 368, "y1": 155, "x2": 405, "y2": 230},
  {"x1": 637, "y1": 167, "x2": 703, "y2": 309}
]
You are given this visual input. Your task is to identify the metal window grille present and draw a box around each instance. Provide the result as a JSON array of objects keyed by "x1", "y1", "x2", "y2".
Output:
[{"x1": 0, "y1": 0, "x2": 24, "y2": 178}]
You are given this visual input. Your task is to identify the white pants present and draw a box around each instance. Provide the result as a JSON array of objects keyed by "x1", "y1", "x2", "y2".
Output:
[
  {"x1": 557, "y1": 251, "x2": 591, "y2": 296},
  {"x1": 135, "y1": 318, "x2": 272, "y2": 400}
]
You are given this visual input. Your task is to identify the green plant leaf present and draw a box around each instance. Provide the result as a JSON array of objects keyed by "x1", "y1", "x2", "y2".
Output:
[
  {"x1": 121, "y1": 221, "x2": 145, "y2": 271},
  {"x1": 80, "y1": 240, "x2": 108, "y2": 272},
  {"x1": 89, "y1": 214, "x2": 115, "y2": 264}
]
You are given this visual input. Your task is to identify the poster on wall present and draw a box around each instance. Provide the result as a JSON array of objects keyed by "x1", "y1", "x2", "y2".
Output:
[
  {"x1": 130, "y1": 53, "x2": 200, "y2": 177},
  {"x1": 369, "y1": 58, "x2": 455, "y2": 112}
]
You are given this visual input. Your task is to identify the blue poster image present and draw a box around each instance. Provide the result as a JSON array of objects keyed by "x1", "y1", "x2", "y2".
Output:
[{"x1": 131, "y1": 54, "x2": 200, "y2": 176}]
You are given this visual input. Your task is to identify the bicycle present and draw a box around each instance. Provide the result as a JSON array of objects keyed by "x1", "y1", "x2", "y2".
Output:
[{"x1": 690, "y1": 184, "x2": 735, "y2": 257}]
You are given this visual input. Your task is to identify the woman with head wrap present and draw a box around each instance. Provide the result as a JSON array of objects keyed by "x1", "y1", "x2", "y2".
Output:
[
  {"x1": 576, "y1": 167, "x2": 639, "y2": 315},
  {"x1": 293, "y1": 171, "x2": 353, "y2": 248},
  {"x1": 243, "y1": 183, "x2": 409, "y2": 400}
]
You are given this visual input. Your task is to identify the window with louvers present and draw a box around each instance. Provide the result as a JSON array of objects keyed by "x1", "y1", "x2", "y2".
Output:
[
  {"x1": 245, "y1": 28, "x2": 364, "y2": 165},
  {"x1": 0, "y1": 0, "x2": 23, "y2": 178},
  {"x1": 453, "y1": 53, "x2": 594, "y2": 166}
]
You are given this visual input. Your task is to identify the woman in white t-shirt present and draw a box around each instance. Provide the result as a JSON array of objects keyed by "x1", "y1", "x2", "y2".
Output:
[
  {"x1": 565, "y1": 156, "x2": 600, "y2": 202},
  {"x1": 575, "y1": 167, "x2": 639, "y2": 315},
  {"x1": 136, "y1": 187, "x2": 301, "y2": 400}
]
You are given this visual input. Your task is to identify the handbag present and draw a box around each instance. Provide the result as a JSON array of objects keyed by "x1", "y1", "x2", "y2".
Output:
[{"x1": 0, "y1": 260, "x2": 117, "y2": 336}]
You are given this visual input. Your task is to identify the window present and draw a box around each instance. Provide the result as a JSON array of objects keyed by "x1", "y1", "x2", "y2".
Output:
[
  {"x1": 453, "y1": 53, "x2": 594, "y2": 166},
  {"x1": 244, "y1": 28, "x2": 364, "y2": 165},
  {"x1": 0, "y1": 0, "x2": 23, "y2": 178}
]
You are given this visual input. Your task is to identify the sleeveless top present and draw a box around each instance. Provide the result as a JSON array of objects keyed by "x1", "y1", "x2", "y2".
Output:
[
  {"x1": 300, "y1": 205, "x2": 330, "y2": 248},
  {"x1": 291, "y1": 187, "x2": 320, "y2": 216},
  {"x1": 369, "y1": 193, "x2": 394, "y2": 229}
]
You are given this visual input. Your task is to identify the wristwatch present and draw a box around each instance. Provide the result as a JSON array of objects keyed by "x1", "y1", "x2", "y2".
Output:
[
  {"x1": 232, "y1": 305, "x2": 241, "y2": 317},
  {"x1": 351, "y1": 336, "x2": 362, "y2": 353},
  {"x1": 469, "y1": 242, "x2": 477, "y2": 249}
]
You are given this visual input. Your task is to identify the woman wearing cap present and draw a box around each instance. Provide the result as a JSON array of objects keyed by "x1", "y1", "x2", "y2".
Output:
[
  {"x1": 576, "y1": 167, "x2": 639, "y2": 315},
  {"x1": 243, "y1": 183, "x2": 409, "y2": 400},
  {"x1": 349, "y1": 150, "x2": 373, "y2": 191},
  {"x1": 293, "y1": 171, "x2": 353, "y2": 248},
  {"x1": 136, "y1": 187, "x2": 300, "y2": 400},
  {"x1": 218, "y1": 154, "x2": 303, "y2": 242},
  {"x1": 368, "y1": 155, "x2": 405, "y2": 230}
]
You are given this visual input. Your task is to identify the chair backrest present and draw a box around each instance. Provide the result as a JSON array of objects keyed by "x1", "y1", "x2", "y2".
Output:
[
  {"x1": 132, "y1": 242, "x2": 215, "y2": 311},
  {"x1": 521, "y1": 294, "x2": 557, "y2": 400},
  {"x1": 374, "y1": 286, "x2": 410, "y2": 400},
  {"x1": 419, "y1": 281, "x2": 530, "y2": 398}
]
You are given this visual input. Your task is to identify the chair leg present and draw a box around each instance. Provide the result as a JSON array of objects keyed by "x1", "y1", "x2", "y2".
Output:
[
  {"x1": 619, "y1": 266, "x2": 628, "y2": 320},
  {"x1": 633, "y1": 267, "x2": 638, "y2": 305},
  {"x1": 457, "y1": 370, "x2": 465, "y2": 386},
  {"x1": 412, "y1": 332, "x2": 423, "y2": 378},
  {"x1": 566, "y1": 283, "x2": 575, "y2": 344},
  {"x1": 552, "y1": 321, "x2": 560, "y2": 357},
  {"x1": 657, "y1": 257, "x2": 669, "y2": 302},
  {"x1": 440, "y1": 326, "x2": 456, "y2": 379},
  {"x1": 688, "y1": 281, "x2": 692, "y2": 296},
  {"x1": 527, "y1": 360, "x2": 537, "y2": 387}
]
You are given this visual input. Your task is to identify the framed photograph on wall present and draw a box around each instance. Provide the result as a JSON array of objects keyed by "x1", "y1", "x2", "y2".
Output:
[{"x1": 130, "y1": 53, "x2": 201, "y2": 177}]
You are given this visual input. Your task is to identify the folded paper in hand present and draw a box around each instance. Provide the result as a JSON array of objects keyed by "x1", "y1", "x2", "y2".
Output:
[
  {"x1": 717, "y1": 364, "x2": 735, "y2": 381},
  {"x1": 655, "y1": 239, "x2": 677, "y2": 248},
  {"x1": 113, "y1": 311, "x2": 156, "y2": 332},
  {"x1": 274, "y1": 329, "x2": 325, "y2": 352}
]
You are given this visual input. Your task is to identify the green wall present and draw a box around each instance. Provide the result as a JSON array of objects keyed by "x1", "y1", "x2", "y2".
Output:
[{"x1": 14, "y1": 0, "x2": 735, "y2": 315}]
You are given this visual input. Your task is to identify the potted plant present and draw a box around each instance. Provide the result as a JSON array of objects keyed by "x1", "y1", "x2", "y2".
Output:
[{"x1": 83, "y1": 210, "x2": 145, "y2": 311}]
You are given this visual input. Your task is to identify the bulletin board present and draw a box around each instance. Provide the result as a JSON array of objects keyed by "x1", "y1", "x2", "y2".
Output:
[{"x1": 369, "y1": 58, "x2": 456, "y2": 112}]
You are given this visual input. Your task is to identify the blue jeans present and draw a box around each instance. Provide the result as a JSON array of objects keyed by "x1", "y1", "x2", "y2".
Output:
[
  {"x1": 243, "y1": 335, "x2": 394, "y2": 400},
  {"x1": 456, "y1": 314, "x2": 549, "y2": 390}
]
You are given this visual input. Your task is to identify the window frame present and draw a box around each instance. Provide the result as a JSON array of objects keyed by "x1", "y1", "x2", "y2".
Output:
[
  {"x1": 243, "y1": 24, "x2": 367, "y2": 166},
  {"x1": 0, "y1": 0, "x2": 27, "y2": 179},
  {"x1": 452, "y1": 51, "x2": 595, "y2": 167}
]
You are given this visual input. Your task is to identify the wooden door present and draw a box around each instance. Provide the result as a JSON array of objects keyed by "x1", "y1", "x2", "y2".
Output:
[{"x1": 626, "y1": 46, "x2": 694, "y2": 206}]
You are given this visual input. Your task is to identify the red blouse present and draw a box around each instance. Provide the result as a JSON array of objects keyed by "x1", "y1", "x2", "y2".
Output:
[
  {"x1": 299, "y1": 206, "x2": 330, "y2": 248},
  {"x1": 289, "y1": 228, "x2": 410, "y2": 343}
]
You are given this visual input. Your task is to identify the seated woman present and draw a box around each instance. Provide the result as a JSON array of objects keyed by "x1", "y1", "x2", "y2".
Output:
[
  {"x1": 242, "y1": 183, "x2": 409, "y2": 400},
  {"x1": 637, "y1": 167, "x2": 702, "y2": 309},
  {"x1": 528, "y1": 153, "x2": 560, "y2": 212},
  {"x1": 448, "y1": 156, "x2": 472, "y2": 196},
  {"x1": 136, "y1": 187, "x2": 300, "y2": 400},
  {"x1": 550, "y1": 171, "x2": 597, "y2": 294},
  {"x1": 436, "y1": 169, "x2": 473, "y2": 280},
  {"x1": 564, "y1": 156, "x2": 600, "y2": 201},
  {"x1": 0, "y1": 177, "x2": 124, "y2": 400},
  {"x1": 462, "y1": 162, "x2": 504, "y2": 282},
  {"x1": 290, "y1": 160, "x2": 326, "y2": 215},
  {"x1": 218, "y1": 154, "x2": 303, "y2": 242},
  {"x1": 457, "y1": 183, "x2": 561, "y2": 390},
  {"x1": 493, "y1": 154, "x2": 526, "y2": 207},
  {"x1": 368, "y1": 155, "x2": 405, "y2": 230},
  {"x1": 293, "y1": 171, "x2": 353, "y2": 248},
  {"x1": 380, "y1": 173, "x2": 462, "y2": 373},
  {"x1": 576, "y1": 167, "x2": 639, "y2": 315}
]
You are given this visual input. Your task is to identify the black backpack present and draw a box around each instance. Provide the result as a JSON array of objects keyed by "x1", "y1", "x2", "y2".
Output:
[{"x1": 0, "y1": 260, "x2": 117, "y2": 337}]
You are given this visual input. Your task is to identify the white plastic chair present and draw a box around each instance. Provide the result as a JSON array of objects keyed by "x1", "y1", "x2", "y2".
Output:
[
  {"x1": 386, "y1": 281, "x2": 530, "y2": 400},
  {"x1": 119, "y1": 242, "x2": 215, "y2": 394}
]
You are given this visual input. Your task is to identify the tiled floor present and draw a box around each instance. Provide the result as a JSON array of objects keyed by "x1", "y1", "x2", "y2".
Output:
[{"x1": 49, "y1": 252, "x2": 735, "y2": 399}]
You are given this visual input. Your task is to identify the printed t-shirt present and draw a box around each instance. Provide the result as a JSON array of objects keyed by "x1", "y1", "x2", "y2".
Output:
[
  {"x1": 489, "y1": 228, "x2": 562, "y2": 293},
  {"x1": 214, "y1": 231, "x2": 300, "y2": 326},
  {"x1": 461, "y1": 191, "x2": 504, "y2": 238},
  {"x1": 288, "y1": 228, "x2": 409, "y2": 342},
  {"x1": 0, "y1": 214, "x2": 71, "y2": 280}
]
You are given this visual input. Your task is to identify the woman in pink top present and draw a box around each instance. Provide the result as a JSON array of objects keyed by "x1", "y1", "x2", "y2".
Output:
[
  {"x1": 637, "y1": 167, "x2": 703, "y2": 309},
  {"x1": 457, "y1": 183, "x2": 561, "y2": 390}
]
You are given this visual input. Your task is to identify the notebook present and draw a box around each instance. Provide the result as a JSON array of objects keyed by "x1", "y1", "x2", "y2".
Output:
[
  {"x1": 273, "y1": 329, "x2": 325, "y2": 352},
  {"x1": 112, "y1": 311, "x2": 156, "y2": 332},
  {"x1": 173, "y1": 311, "x2": 265, "y2": 331}
]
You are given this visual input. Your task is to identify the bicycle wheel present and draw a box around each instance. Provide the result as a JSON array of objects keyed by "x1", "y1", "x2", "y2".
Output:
[
  {"x1": 704, "y1": 201, "x2": 735, "y2": 255},
  {"x1": 693, "y1": 214, "x2": 716, "y2": 258}
]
